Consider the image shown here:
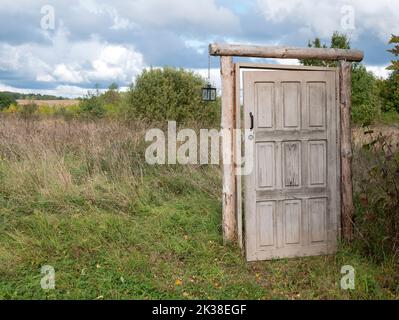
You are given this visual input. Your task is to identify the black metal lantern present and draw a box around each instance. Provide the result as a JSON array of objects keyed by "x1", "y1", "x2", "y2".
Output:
[
  {"x1": 202, "y1": 54, "x2": 217, "y2": 102},
  {"x1": 202, "y1": 83, "x2": 217, "y2": 101}
]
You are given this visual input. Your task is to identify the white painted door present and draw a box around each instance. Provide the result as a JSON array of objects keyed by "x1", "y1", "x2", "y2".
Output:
[{"x1": 243, "y1": 69, "x2": 340, "y2": 261}]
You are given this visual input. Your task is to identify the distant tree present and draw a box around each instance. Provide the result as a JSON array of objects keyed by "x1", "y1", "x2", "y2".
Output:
[
  {"x1": 300, "y1": 32, "x2": 381, "y2": 125},
  {"x1": 0, "y1": 92, "x2": 16, "y2": 111},
  {"x1": 330, "y1": 31, "x2": 351, "y2": 50},
  {"x1": 351, "y1": 64, "x2": 381, "y2": 125},
  {"x1": 387, "y1": 35, "x2": 399, "y2": 72},
  {"x1": 299, "y1": 38, "x2": 327, "y2": 66},
  {"x1": 380, "y1": 35, "x2": 399, "y2": 113},
  {"x1": 108, "y1": 82, "x2": 119, "y2": 91},
  {"x1": 300, "y1": 32, "x2": 350, "y2": 67},
  {"x1": 103, "y1": 82, "x2": 121, "y2": 105}
]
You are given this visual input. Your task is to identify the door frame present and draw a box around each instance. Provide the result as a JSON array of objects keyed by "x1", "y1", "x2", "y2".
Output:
[
  {"x1": 209, "y1": 43, "x2": 363, "y2": 246},
  {"x1": 235, "y1": 63, "x2": 341, "y2": 253}
]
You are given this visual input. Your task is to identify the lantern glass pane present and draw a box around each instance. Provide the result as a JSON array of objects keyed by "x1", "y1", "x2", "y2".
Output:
[
  {"x1": 202, "y1": 88, "x2": 209, "y2": 101},
  {"x1": 210, "y1": 88, "x2": 216, "y2": 101},
  {"x1": 201, "y1": 86, "x2": 216, "y2": 101}
]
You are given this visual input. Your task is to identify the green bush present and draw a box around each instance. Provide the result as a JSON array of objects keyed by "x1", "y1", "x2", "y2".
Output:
[
  {"x1": 102, "y1": 83, "x2": 121, "y2": 105},
  {"x1": 380, "y1": 35, "x2": 399, "y2": 113},
  {"x1": 379, "y1": 73, "x2": 399, "y2": 114},
  {"x1": 0, "y1": 92, "x2": 16, "y2": 111},
  {"x1": 126, "y1": 67, "x2": 220, "y2": 126},
  {"x1": 79, "y1": 89, "x2": 106, "y2": 118},
  {"x1": 53, "y1": 105, "x2": 80, "y2": 121},
  {"x1": 351, "y1": 64, "x2": 382, "y2": 126},
  {"x1": 19, "y1": 102, "x2": 38, "y2": 120}
]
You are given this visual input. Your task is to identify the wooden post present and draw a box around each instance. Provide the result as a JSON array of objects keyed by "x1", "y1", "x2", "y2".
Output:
[
  {"x1": 339, "y1": 60, "x2": 354, "y2": 241},
  {"x1": 220, "y1": 56, "x2": 236, "y2": 243}
]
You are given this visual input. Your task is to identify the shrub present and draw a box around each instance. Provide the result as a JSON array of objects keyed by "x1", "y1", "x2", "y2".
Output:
[
  {"x1": 103, "y1": 83, "x2": 121, "y2": 105},
  {"x1": 380, "y1": 35, "x2": 399, "y2": 113},
  {"x1": 79, "y1": 89, "x2": 106, "y2": 118},
  {"x1": 19, "y1": 102, "x2": 38, "y2": 120},
  {"x1": 0, "y1": 92, "x2": 16, "y2": 111},
  {"x1": 353, "y1": 131, "x2": 399, "y2": 263},
  {"x1": 2, "y1": 103, "x2": 19, "y2": 113},
  {"x1": 126, "y1": 67, "x2": 220, "y2": 126},
  {"x1": 351, "y1": 64, "x2": 382, "y2": 126},
  {"x1": 53, "y1": 104, "x2": 81, "y2": 121},
  {"x1": 37, "y1": 104, "x2": 55, "y2": 116}
]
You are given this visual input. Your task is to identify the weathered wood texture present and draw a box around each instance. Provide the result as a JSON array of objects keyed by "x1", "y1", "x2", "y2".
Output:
[
  {"x1": 244, "y1": 70, "x2": 339, "y2": 261},
  {"x1": 210, "y1": 43, "x2": 364, "y2": 62},
  {"x1": 339, "y1": 61, "x2": 354, "y2": 242},
  {"x1": 235, "y1": 63, "x2": 243, "y2": 249},
  {"x1": 220, "y1": 56, "x2": 237, "y2": 243}
]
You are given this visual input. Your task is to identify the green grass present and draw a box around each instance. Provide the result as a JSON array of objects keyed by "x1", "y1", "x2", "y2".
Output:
[
  {"x1": 380, "y1": 110, "x2": 399, "y2": 125},
  {"x1": 0, "y1": 117, "x2": 397, "y2": 300},
  {"x1": 0, "y1": 181, "x2": 397, "y2": 299}
]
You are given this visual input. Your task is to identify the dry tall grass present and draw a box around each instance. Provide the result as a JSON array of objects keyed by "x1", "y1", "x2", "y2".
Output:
[
  {"x1": 0, "y1": 115, "x2": 221, "y2": 216},
  {"x1": 353, "y1": 125, "x2": 399, "y2": 150},
  {"x1": 352, "y1": 126, "x2": 399, "y2": 263},
  {"x1": 0, "y1": 115, "x2": 397, "y2": 299}
]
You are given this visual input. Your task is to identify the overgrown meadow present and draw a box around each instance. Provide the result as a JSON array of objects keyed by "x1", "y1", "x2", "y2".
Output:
[
  {"x1": 0, "y1": 115, "x2": 397, "y2": 299},
  {"x1": 0, "y1": 33, "x2": 399, "y2": 299}
]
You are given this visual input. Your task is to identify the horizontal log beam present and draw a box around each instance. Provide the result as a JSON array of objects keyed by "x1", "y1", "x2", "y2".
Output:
[{"x1": 209, "y1": 43, "x2": 364, "y2": 62}]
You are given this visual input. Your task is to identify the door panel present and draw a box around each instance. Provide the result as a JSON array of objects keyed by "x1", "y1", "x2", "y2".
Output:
[
  {"x1": 282, "y1": 82, "x2": 301, "y2": 129},
  {"x1": 244, "y1": 69, "x2": 339, "y2": 261}
]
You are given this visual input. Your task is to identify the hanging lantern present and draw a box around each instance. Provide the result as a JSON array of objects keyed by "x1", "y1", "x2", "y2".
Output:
[
  {"x1": 202, "y1": 83, "x2": 217, "y2": 101},
  {"x1": 201, "y1": 54, "x2": 217, "y2": 102}
]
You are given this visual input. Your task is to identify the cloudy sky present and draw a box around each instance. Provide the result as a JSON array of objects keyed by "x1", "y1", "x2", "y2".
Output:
[{"x1": 0, "y1": 0, "x2": 398, "y2": 97}]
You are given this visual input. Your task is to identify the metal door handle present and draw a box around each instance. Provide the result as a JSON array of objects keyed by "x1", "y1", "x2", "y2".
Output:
[{"x1": 250, "y1": 112, "x2": 254, "y2": 130}]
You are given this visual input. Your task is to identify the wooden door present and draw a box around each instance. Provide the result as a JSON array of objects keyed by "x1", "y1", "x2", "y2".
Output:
[{"x1": 243, "y1": 68, "x2": 340, "y2": 261}]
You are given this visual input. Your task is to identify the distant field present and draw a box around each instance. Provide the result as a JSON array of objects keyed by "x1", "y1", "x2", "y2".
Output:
[{"x1": 16, "y1": 99, "x2": 79, "y2": 107}]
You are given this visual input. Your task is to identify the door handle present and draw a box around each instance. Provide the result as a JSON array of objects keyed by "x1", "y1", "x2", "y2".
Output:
[{"x1": 250, "y1": 112, "x2": 254, "y2": 130}]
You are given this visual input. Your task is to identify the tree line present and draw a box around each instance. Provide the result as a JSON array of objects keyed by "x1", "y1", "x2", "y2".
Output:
[
  {"x1": 1, "y1": 32, "x2": 398, "y2": 127},
  {"x1": 301, "y1": 32, "x2": 399, "y2": 125}
]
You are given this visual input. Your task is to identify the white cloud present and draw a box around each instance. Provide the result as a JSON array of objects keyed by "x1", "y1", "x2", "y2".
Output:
[
  {"x1": 0, "y1": 25, "x2": 145, "y2": 87},
  {"x1": 366, "y1": 65, "x2": 391, "y2": 79},
  {"x1": 53, "y1": 64, "x2": 85, "y2": 83},
  {"x1": 256, "y1": 0, "x2": 399, "y2": 41},
  {"x1": 184, "y1": 40, "x2": 208, "y2": 55},
  {"x1": 36, "y1": 74, "x2": 55, "y2": 82},
  {"x1": 191, "y1": 68, "x2": 221, "y2": 88},
  {"x1": 71, "y1": 0, "x2": 239, "y2": 34},
  {"x1": 117, "y1": 0, "x2": 239, "y2": 33}
]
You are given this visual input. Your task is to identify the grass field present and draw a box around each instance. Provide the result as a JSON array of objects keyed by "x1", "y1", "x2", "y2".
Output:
[
  {"x1": 0, "y1": 116, "x2": 397, "y2": 299},
  {"x1": 16, "y1": 99, "x2": 79, "y2": 107}
]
